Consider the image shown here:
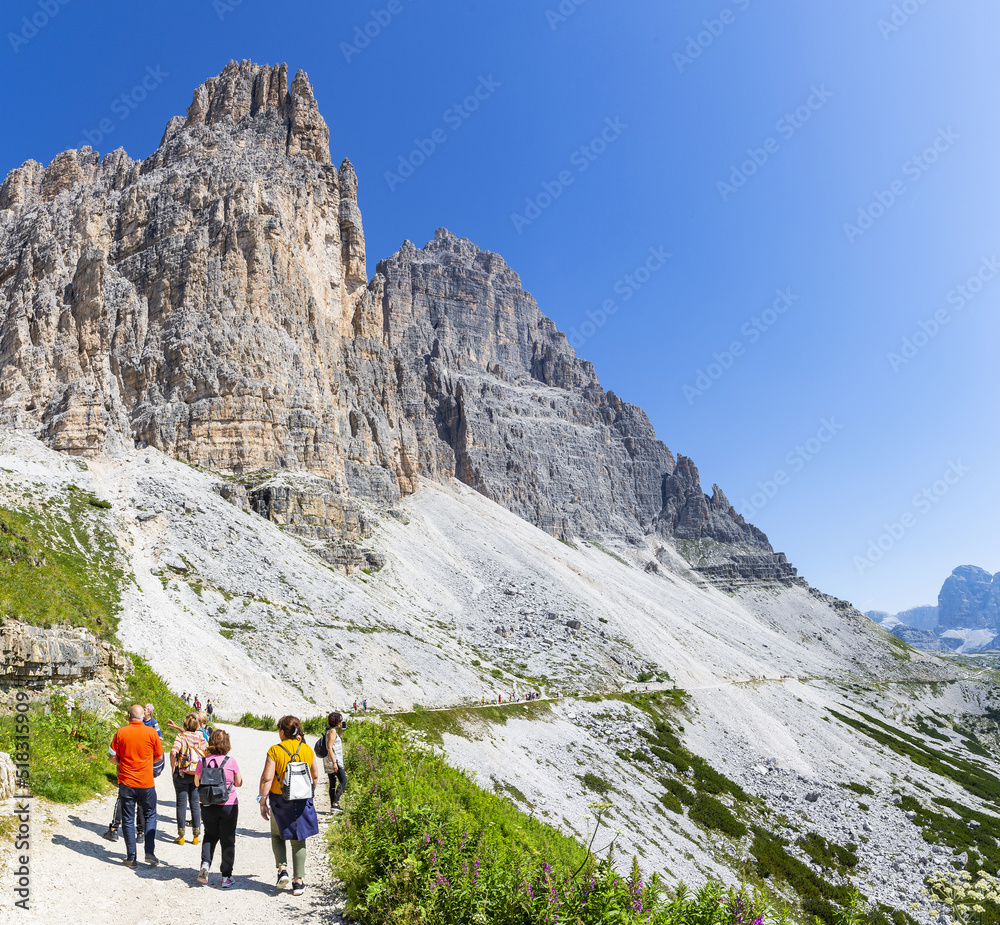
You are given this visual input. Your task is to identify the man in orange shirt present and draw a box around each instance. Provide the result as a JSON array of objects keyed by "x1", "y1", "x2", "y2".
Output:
[{"x1": 110, "y1": 704, "x2": 164, "y2": 867}]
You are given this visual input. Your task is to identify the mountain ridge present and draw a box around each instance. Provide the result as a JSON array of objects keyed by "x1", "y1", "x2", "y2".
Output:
[{"x1": 0, "y1": 59, "x2": 797, "y2": 587}]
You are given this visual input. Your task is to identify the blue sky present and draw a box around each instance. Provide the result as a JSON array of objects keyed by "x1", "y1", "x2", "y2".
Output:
[{"x1": 1, "y1": 0, "x2": 996, "y2": 613}]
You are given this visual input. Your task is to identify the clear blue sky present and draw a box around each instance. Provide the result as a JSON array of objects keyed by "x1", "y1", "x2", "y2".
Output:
[{"x1": 2, "y1": 0, "x2": 996, "y2": 613}]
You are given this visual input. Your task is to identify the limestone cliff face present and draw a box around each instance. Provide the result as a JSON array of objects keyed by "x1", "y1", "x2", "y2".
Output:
[
  {"x1": 374, "y1": 229, "x2": 776, "y2": 555},
  {"x1": 0, "y1": 60, "x2": 791, "y2": 578},
  {"x1": 0, "y1": 60, "x2": 409, "y2": 505}
]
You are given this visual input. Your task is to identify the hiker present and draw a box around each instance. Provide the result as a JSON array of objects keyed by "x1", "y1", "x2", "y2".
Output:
[
  {"x1": 194, "y1": 695, "x2": 201, "y2": 711},
  {"x1": 322, "y1": 712, "x2": 347, "y2": 812},
  {"x1": 110, "y1": 704, "x2": 163, "y2": 867},
  {"x1": 143, "y1": 704, "x2": 162, "y2": 738},
  {"x1": 258, "y1": 715, "x2": 320, "y2": 896},
  {"x1": 206, "y1": 700, "x2": 214, "y2": 719},
  {"x1": 170, "y1": 713, "x2": 206, "y2": 844},
  {"x1": 195, "y1": 729, "x2": 242, "y2": 887},
  {"x1": 199, "y1": 711, "x2": 213, "y2": 743}
]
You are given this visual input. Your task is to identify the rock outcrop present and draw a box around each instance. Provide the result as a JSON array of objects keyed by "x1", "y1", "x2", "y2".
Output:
[
  {"x1": 0, "y1": 619, "x2": 132, "y2": 713},
  {"x1": 0, "y1": 59, "x2": 793, "y2": 580}
]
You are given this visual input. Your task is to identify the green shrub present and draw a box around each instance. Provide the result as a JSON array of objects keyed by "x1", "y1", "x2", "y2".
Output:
[
  {"x1": 579, "y1": 771, "x2": 611, "y2": 795},
  {"x1": 301, "y1": 715, "x2": 327, "y2": 736},
  {"x1": 688, "y1": 793, "x2": 747, "y2": 838},
  {"x1": 235, "y1": 712, "x2": 277, "y2": 731},
  {"x1": 659, "y1": 790, "x2": 683, "y2": 813},
  {"x1": 661, "y1": 777, "x2": 695, "y2": 806}
]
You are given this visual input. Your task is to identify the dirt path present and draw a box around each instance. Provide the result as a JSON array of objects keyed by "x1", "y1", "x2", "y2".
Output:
[{"x1": 0, "y1": 725, "x2": 347, "y2": 925}]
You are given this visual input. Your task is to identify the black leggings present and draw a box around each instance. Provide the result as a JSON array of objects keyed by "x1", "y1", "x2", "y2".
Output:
[
  {"x1": 328, "y1": 768, "x2": 347, "y2": 805},
  {"x1": 201, "y1": 803, "x2": 239, "y2": 876}
]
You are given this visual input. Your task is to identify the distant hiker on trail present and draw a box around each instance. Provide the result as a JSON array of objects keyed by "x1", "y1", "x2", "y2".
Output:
[
  {"x1": 194, "y1": 695, "x2": 201, "y2": 710},
  {"x1": 362, "y1": 699, "x2": 367, "y2": 712},
  {"x1": 258, "y1": 715, "x2": 320, "y2": 896},
  {"x1": 321, "y1": 712, "x2": 347, "y2": 813},
  {"x1": 207, "y1": 700, "x2": 214, "y2": 719},
  {"x1": 199, "y1": 711, "x2": 214, "y2": 743},
  {"x1": 110, "y1": 704, "x2": 163, "y2": 867},
  {"x1": 170, "y1": 713, "x2": 206, "y2": 845},
  {"x1": 143, "y1": 704, "x2": 162, "y2": 738},
  {"x1": 195, "y1": 729, "x2": 243, "y2": 887}
]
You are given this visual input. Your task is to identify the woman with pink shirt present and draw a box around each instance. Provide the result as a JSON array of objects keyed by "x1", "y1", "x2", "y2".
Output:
[{"x1": 194, "y1": 729, "x2": 243, "y2": 887}]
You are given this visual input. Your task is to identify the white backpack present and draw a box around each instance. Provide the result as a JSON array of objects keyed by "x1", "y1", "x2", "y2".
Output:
[{"x1": 279, "y1": 741, "x2": 314, "y2": 801}]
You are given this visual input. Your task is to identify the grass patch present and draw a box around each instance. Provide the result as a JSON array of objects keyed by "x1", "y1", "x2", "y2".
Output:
[
  {"x1": 0, "y1": 497, "x2": 125, "y2": 637},
  {"x1": 394, "y1": 700, "x2": 551, "y2": 745},
  {"x1": 843, "y1": 781, "x2": 874, "y2": 797},
  {"x1": 0, "y1": 694, "x2": 116, "y2": 803}
]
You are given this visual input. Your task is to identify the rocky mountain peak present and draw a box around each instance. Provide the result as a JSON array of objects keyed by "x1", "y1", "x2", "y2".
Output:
[
  {"x1": 938, "y1": 565, "x2": 1000, "y2": 630},
  {"x1": 178, "y1": 59, "x2": 330, "y2": 163}
]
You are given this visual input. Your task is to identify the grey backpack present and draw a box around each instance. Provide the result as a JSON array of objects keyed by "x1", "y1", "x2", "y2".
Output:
[{"x1": 198, "y1": 756, "x2": 232, "y2": 806}]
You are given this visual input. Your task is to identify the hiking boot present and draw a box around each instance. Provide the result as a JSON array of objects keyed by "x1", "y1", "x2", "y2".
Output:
[
  {"x1": 123, "y1": 857, "x2": 137, "y2": 868},
  {"x1": 102, "y1": 827, "x2": 119, "y2": 842},
  {"x1": 145, "y1": 854, "x2": 159, "y2": 867},
  {"x1": 276, "y1": 868, "x2": 290, "y2": 889},
  {"x1": 221, "y1": 876, "x2": 234, "y2": 888},
  {"x1": 192, "y1": 827, "x2": 201, "y2": 845},
  {"x1": 198, "y1": 864, "x2": 209, "y2": 884},
  {"x1": 292, "y1": 880, "x2": 305, "y2": 896},
  {"x1": 174, "y1": 831, "x2": 185, "y2": 845}
]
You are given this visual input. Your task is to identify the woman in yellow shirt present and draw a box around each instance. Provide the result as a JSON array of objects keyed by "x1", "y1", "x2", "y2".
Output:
[{"x1": 257, "y1": 715, "x2": 321, "y2": 896}]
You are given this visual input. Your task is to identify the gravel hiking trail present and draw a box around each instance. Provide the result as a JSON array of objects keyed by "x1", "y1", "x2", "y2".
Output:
[{"x1": 0, "y1": 725, "x2": 348, "y2": 925}]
